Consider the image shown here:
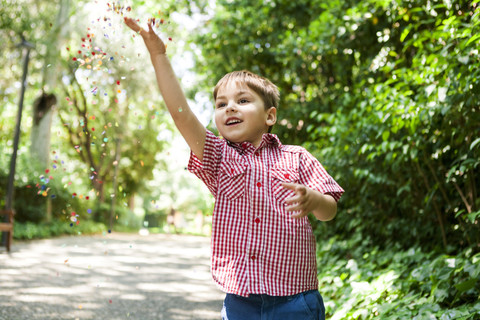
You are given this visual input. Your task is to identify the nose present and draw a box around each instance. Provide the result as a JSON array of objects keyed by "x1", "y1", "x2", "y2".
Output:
[{"x1": 226, "y1": 101, "x2": 237, "y2": 112}]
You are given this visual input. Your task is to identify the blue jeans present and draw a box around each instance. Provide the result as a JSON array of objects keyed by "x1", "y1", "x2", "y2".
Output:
[{"x1": 221, "y1": 290, "x2": 325, "y2": 320}]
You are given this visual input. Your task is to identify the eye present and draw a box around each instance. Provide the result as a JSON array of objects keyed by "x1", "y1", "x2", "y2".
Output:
[
  {"x1": 216, "y1": 102, "x2": 226, "y2": 108},
  {"x1": 239, "y1": 98, "x2": 249, "y2": 104}
]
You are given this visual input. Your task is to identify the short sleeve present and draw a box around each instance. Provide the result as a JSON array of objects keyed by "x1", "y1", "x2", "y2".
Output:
[
  {"x1": 299, "y1": 151, "x2": 344, "y2": 202},
  {"x1": 187, "y1": 130, "x2": 224, "y2": 197}
]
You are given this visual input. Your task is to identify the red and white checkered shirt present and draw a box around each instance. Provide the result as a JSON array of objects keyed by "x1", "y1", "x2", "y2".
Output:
[{"x1": 188, "y1": 130, "x2": 344, "y2": 297}]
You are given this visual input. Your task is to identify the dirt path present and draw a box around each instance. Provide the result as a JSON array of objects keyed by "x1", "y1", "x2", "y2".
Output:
[{"x1": 0, "y1": 233, "x2": 224, "y2": 320}]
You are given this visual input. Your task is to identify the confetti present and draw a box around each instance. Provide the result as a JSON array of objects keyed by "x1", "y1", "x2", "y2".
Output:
[{"x1": 57, "y1": 4, "x2": 175, "y2": 232}]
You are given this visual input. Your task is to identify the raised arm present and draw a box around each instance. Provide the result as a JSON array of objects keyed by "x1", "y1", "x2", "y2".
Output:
[{"x1": 124, "y1": 17, "x2": 206, "y2": 161}]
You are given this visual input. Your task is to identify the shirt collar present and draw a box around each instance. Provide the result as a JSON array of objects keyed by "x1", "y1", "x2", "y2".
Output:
[{"x1": 226, "y1": 134, "x2": 282, "y2": 155}]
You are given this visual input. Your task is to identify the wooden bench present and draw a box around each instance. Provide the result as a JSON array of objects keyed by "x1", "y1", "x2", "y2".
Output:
[{"x1": 0, "y1": 209, "x2": 15, "y2": 252}]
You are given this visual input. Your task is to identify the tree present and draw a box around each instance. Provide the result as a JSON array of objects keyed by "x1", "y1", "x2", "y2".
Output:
[
  {"x1": 0, "y1": 0, "x2": 78, "y2": 221},
  {"x1": 0, "y1": 0, "x2": 180, "y2": 226}
]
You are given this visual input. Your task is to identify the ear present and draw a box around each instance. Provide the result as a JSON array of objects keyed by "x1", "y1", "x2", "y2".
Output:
[{"x1": 265, "y1": 107, "x2": 277, "y2": 127}]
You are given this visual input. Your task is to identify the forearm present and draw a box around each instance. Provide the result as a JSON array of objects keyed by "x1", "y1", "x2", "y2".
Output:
[
  {"x1": 123, "y1": 17, "x2": 206, "y2": 159},
  {"x1": 149, "y1": 53, "x2": 206, "y2": 160},
  {"x1": 150, "y1": 53, "x2": 189, "y2": 122},
  {"x1": 310, "y1": 190, "x2": 337, "y2": 221}
]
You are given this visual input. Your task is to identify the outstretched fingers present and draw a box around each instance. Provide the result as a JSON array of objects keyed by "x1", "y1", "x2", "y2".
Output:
[
  {"x1": 123, "y1": 17, "x2": 166, "y2": 55},
  {"x1": 147, "y1": 21, "x2": 155, "y2": 33},
  {"x1": 124, "y1": 17, "x2": 143, "y2": 33}
]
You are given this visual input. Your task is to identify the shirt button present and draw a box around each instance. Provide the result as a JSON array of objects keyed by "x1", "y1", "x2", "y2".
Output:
[
  {"x1": 284, "y1": 173, "x2": 290, "y2": 179},
  {"x1": 250, "y1": 255, "x2": 256, "y2": 260},
  {"x1": 254, "y1": 218, "x2": 260, "y2": 223},
  {"x1": 254, "y1": 152, "x2": 260, "y2": 156},
  {"x1": 256, "y1": 182, "x2": 262, "y2": 187}
]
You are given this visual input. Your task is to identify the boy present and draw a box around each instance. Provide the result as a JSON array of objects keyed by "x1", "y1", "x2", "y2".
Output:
[{"x1": 124, "y1": 17, "x2": 344, "y2": 320}]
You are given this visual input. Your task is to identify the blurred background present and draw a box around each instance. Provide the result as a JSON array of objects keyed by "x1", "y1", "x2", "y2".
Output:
[{"x1": 1, "y1": 0, "x2": 479, "y2": 318}]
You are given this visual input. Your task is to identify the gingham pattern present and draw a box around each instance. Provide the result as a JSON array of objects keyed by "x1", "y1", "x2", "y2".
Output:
[{"x1": 188, "y1": 130, "x2": 344, "y2": 297}]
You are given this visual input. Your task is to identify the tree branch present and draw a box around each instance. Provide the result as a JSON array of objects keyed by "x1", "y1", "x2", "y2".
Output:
[{"x1": 452, "y1": 179, "x2": 472, "y2": 214}]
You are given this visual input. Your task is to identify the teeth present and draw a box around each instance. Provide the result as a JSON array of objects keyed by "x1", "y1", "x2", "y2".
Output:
[{"x1": 227, "y1": 119, "x2": 241, "y2": 125}]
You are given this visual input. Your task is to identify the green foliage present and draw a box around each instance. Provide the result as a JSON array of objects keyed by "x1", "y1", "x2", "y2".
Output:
[
  {"x1": 188, "y1": 0, "x2": 480, "y2": 317},
  {"x1": 190, "y1": 0, "x2": 480, "y2": 251},
  {"x1": 0, "y1": 0, "x2": 191, "y2": 232},
  {"x1": 92, "y1": 201, "x2": 142, "y2": 231},
  {"x1": 316, "y1": 235, "x2": 480, "y2": 319},
  {"x1": 0, "y1": 149, "x2": 92, "y2": 223},
  {"x1": 13, "y1": 220, "x2": 106, "y2": 240}
]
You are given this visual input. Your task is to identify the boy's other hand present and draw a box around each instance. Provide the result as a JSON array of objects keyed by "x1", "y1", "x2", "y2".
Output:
[
  {"x1": 282, "y1": 182, "x2": 314, "y2": 219},
  {"x1": 124, "y1": 17, "x2": 166, "y2": 55}
]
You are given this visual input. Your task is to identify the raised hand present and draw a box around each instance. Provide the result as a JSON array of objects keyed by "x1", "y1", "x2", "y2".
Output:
[{"x1": 124, "y1": 17, "x2": 166, "y2": 56}]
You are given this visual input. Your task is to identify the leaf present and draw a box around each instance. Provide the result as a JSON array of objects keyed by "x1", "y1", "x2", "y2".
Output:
[
  {"x1": 425, "y1": 84, "x2": 436, "y2": 97},
  {"x1": 454, "y1": 278, "x2": 477, "y2": 293},
  {"x1": 457, "y1": 56, "x2": 469, "y2": 64},
  {"x1": 400, "y1": 25, "x2": 412, "y2": 42},
  {"x1": 382, "y1": 131, "x2": 390, "y2": 141},
  {"x1": 438, "y1": 87, "x2": 448, "y2": 102},
  {"x1": 466, "y1": 211, "x2": 480, "y2": 224},
  {"x1": 454, "y1": 209, "x2": 465, "y2": 219},
  {"x1": 465, "y1": 34, "x2": 480, "y2": 46},
  {"x1": 470, "y1": 138, "x2": 480, "y2": 150}
]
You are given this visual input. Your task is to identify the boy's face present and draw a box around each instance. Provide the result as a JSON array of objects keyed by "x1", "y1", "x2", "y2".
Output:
[{"x1": 214, "y1": 81, "x2": 276, "y2": 147}]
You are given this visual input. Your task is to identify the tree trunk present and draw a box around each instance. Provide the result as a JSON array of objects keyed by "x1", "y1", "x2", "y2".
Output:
[
  {"x1": 30, "y1": 0, "x2": 71, "y2": 222},
  {"x1": 109, "y1": 138, "x2": 122, "y2": 231},
  {"x1": 30, "y1": 93, "x2": 56, "y2": 166}
]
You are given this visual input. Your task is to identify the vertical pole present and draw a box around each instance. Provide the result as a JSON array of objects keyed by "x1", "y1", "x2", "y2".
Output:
[
  {"x1": 5, "y1": 39, "x2": 34, "y2": 210},
  {"x1": 3, "y1": 39, "x2": 33, "y2": 247}
]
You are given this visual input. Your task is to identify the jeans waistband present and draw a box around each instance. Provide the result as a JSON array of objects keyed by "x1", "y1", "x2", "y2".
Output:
[{"x1": 230, "y1": 289, "x2": 317, "y2": 304}]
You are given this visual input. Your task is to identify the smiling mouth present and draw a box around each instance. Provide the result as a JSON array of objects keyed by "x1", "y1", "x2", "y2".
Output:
[{"x1": 226, "y1": 119, "x2": 242, "y2": 126}]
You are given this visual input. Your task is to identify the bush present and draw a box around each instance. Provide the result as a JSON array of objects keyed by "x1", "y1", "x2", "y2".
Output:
[
  {"x1": 91, "y1": 201, "x2": 141, "y2": 230},
  {"x1": 316, "y1": 236, "x2": 480, "y2": 319},
  {"x1": 192, "y1": 0, "x2": 480, "y2": 252},
  {"x1": 13, "y1": 220, "x2": 106, "y2": 240},
  {"x1": 0, "y1": 151, "x2": 93, "y2": 224}
]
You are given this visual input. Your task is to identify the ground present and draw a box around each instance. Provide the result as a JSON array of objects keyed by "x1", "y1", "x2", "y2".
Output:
[{"x1": 0, "y1": 233, "x2": 224, "y2": 320}]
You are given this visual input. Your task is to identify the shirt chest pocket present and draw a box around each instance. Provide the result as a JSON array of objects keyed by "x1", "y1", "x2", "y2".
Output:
[
  {"x1": 270, "y1": 167, "x2": 300, "y2": 203},
  {"x1": 218, "y1": 160, "x2": 247, "y2": 200}
]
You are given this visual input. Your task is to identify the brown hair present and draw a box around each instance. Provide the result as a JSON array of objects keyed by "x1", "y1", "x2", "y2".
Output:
[{"x1": 213, "y1": 70, "x2": 280, "y2": 110}]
